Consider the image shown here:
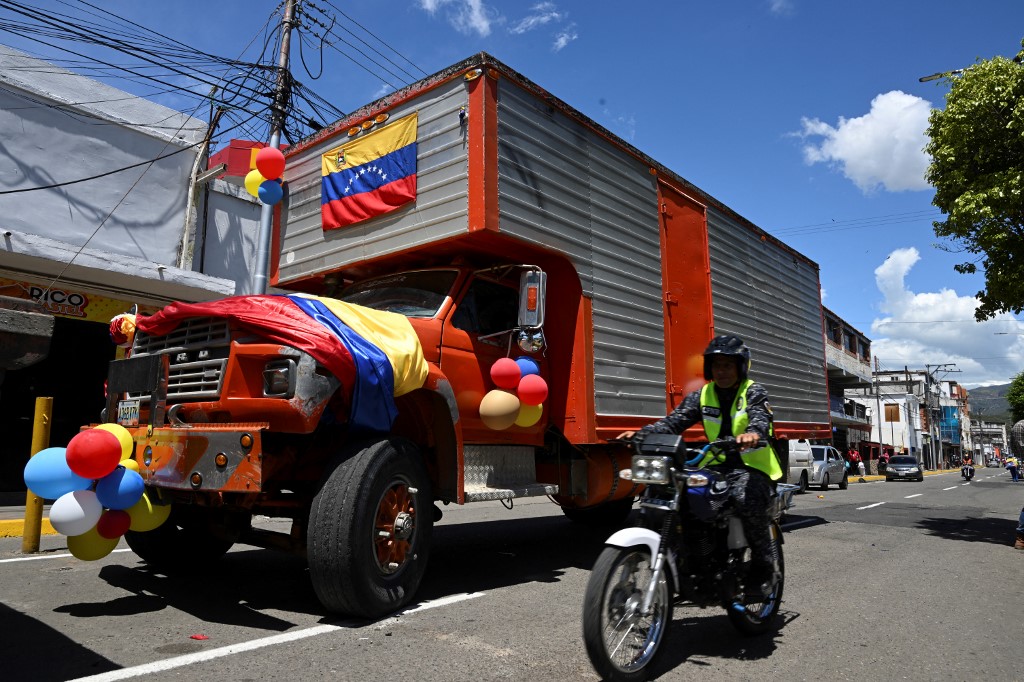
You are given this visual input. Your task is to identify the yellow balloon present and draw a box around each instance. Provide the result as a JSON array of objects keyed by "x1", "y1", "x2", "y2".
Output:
[
  {"x1": 120, "y1": 458, "x2": 140, "y2": 473},
  {"x1": 67, "y1": 526, "x2": 119, "y2": 561},
  {"x1": 94, "y1": 423, "x2": 134, "y2": 460},
  {"x1": 126, "y1": 493, "x2": 172, "y2": 532},
  {"x1": 244, "y1": 169, "x2": 265, "y2": 197},
  {"x1": 479, "y1": 389, "x2": 520, "y2": 430},
  {"x1": 514, "y1": 403, "x2": 543, "y2": 427}
]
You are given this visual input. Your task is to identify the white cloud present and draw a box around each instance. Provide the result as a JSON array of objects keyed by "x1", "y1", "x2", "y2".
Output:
[
  {"x1": 552, "y1": 23, "x2": 578, "y2": 51},
  {"x1": 798, "y1": 91, "x2": 932, "y2": 193},
  {"x1": 768, "y1": 0, "x2": 794, "y2": 15},
  {"x1": 418, "y1": 0, "x2": 495, "y2": 37},
  {"x1": 510, "y1": 2, "x2": 562, "y2": 34},
  {"x1": 870, "y1": 247, "x2": 1024, "y2": 386}
]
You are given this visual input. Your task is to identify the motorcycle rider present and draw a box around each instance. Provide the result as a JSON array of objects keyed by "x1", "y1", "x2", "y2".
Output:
[{"x1": 619, "y1": 335, "x2": 782, "y2": 594}]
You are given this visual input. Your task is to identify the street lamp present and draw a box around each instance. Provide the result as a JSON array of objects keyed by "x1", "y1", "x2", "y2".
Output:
[{"x1": 919, "y1": 69, "x2": 966, "y2": 83}]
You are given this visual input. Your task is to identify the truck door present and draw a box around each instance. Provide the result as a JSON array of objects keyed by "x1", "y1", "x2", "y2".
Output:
[{"x1": 440, "y1": 274, "x2": 546, "y2": 443}]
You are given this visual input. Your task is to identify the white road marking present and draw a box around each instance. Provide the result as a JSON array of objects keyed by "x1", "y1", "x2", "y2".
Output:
[
  {"x1": 904, "y1": 494, "x2": 923, "y2": 498},
  {"x1": 71, "y1": 592, "x2": 486, "y2": 681},
  {"x1": 856, "y1": 502, "x2": 887, "y2": 510},
  {"x1": 943, "y1": 486, "x2": 958, "y2": 491},
  {"x1": 0, "y1": 549, "x2": 133, "y2": 564}
]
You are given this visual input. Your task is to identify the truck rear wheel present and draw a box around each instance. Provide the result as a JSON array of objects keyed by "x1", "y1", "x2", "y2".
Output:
[
  {"x1": 308, "y1": 437, "x2": 433, "y2": 618},
  {"x1": 124, "y1": 505, "x2": 244, "y2": 571}
]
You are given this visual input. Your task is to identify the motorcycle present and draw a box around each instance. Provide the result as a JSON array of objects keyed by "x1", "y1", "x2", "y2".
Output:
[
  {"x1": 582, "y1": 435, "x2": 798, "y2": 681},
  {"x1": 961, "y1": 464, "x2": 974, "y2": 481}
]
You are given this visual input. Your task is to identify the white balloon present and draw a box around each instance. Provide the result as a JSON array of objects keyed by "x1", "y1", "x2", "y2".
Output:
[{"x1": 50, "y1": 489, "x2": 103, "y2": 537}]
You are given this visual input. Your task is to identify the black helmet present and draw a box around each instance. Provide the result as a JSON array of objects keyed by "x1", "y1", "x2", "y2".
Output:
[{"x1": 703, "y1": 334, "x2": 750, "y2": 381}]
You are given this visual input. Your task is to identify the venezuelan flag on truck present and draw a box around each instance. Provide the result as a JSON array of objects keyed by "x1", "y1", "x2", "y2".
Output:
[
  {"x1": 136, "y1": 295, "x2": 428, "y2": 433},
  {"x1": 321, "y1": 113, "x2": 418, "y2": 231}
]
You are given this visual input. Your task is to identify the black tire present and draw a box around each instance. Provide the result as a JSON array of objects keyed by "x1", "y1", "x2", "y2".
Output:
[
  {"x1": 308, "y1": 437, "x2": 432, "y2": 618},
  {"x1": 562, "y1": 497, "x2": 635, "y2": 527},
  {"x1": 819, "y1": 474, "x2": 829, "y2": 491},
  {"x1": 839, "y1": 473, "x2": 849, "y2": 490},
  {"x1": 583, "y1": 545, "x2": 671, "y2": 682},
  {"x1": 125, "y1": 504, "x2": 245, "y2": 571},
  {"x1": 796, "y1": 472, "x2": 808, "y2": 494},
  {"x1": 728, "y1": 522, "x2": 785, "y2": 635}
]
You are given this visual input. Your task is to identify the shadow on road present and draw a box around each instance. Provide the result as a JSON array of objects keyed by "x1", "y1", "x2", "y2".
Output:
[
  {"x1": 915, "y1": 515, "x2": 1017, "y2": 546},
  {"x1": 0, "y1": 601, "x2": 120, "y2": 681}
]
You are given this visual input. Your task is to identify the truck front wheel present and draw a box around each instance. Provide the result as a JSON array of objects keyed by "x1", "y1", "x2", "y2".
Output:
[{"x1": 308, "y1": 437, "x2": 433, "y2": 618}]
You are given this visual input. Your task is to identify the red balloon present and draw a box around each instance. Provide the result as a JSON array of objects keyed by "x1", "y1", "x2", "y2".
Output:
[
  {"x1": 255, "y1": 147, "x2": 286, "y2": 180},
  {"x1": 65, "y1": 429, "x2": 122, "y2": 480},
  {"x1": 490, "y1": 358, "x2": 521, "y2": 390},
  {"x1": 517, "y1": 373, "x2": 548, "y2": 405},
  {"x1": 96, "y1": 509, "x2": 131, "y2": 539}
]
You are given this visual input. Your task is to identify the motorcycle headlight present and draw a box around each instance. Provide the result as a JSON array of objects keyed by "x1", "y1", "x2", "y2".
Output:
[{"x1": 631, "y1": 455, "x2": 672, "y2": 484}]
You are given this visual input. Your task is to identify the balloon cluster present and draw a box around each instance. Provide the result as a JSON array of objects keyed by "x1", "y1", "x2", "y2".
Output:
[
  {"x1": 479, "y1": 357, "x2": 549, "y2": 430},
  {"x1": 244, "y1": 147, "x2": 287, "y2": 206},
  {"x1": 23, "y1": 425, "x2": 170, "y2": 561}
]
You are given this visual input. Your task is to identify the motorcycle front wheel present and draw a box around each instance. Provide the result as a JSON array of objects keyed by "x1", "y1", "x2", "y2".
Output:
[
  {"x1": 582, "y1": 545, "x2": 671, "y2": 682},
  {"x1": 728, "y1": 522, "x2": 785, "y2": 635}
]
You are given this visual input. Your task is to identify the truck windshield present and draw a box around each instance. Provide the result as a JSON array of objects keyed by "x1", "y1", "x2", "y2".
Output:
[{"x1": 339, "y1": 270, "x2": 458, "y2": 317}]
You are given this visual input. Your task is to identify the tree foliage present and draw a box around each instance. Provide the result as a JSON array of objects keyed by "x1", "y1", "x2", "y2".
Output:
[
  {"x1": 1006, "y1": 370, "x2": 1024, "y2": 424},
  {"x1": 924, "y1": 41, "x2": 1024, "y2": 321}
]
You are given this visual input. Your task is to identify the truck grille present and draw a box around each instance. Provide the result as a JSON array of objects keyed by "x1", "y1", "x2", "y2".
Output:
[{"x1": 129, "y1": 317, "x2": 231, "y2": 402}]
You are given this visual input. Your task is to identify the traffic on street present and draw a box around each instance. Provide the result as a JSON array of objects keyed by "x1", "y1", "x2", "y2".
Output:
[{"x1": 2, "y1": 468, "x2": 1021, "y2": 681}]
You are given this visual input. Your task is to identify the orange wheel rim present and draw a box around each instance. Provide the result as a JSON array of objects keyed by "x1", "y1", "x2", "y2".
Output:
[{"x1": 374, "y1": 481, "x2": 415, "y2": 574}]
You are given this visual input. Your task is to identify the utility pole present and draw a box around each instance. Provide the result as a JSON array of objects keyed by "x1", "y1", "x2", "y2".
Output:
[{"x1": 250, "y1": 0, "x2": 296, "y2": 295}]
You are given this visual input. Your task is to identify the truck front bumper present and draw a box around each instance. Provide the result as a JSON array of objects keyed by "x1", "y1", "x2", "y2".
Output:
[{"x1": 127, "y1": 424, "x2": 267, "y2": 492}]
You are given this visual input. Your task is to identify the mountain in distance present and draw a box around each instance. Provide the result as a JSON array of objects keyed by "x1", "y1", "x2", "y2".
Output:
[{"x1": 967, "y1": 383, "x2": 1014, "y2": 425}]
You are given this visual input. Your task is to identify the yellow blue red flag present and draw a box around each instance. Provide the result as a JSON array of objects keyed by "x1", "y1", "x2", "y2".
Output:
[{"x1": 321, "y1": 113, "x2": 418, "y2": 230}]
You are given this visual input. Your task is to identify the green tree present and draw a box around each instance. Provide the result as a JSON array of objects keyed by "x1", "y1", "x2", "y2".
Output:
[
  {"x1": 924, "y1": 41, "x2": 1024, "y2": 321},
  {"x1": 1007, "y1": 370, "x2": 1024, "y2": 424}
]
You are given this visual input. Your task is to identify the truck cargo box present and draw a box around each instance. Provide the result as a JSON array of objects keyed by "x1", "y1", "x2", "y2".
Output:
[{"x1": 276, "y1": 52, "x2": 830, "y2": 441}]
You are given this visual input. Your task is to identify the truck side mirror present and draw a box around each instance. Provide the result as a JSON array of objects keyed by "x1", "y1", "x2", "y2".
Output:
[{"x1": 518, "y1": 269, "x2": 546, "y2": 329}]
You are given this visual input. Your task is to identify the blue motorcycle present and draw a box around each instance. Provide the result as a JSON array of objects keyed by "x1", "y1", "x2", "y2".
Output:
[{"x1": 582, "y1": 435, "x2": 797, "y2": 681}]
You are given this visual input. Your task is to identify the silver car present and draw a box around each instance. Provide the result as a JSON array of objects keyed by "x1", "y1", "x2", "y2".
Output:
[
  {"x1": 810, "y1": 445, "x2": 849, "y2": 490},
  {"x1": 885, "y1": 455, "x2": 924, "y2": 482}
]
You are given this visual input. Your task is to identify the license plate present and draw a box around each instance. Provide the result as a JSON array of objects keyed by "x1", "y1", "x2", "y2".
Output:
[{"x1": 117, "y1": 399, "x2": 140, "y2": 427}]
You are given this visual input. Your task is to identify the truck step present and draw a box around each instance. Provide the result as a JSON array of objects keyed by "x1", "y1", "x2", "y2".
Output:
[{"x1": 463, "y1": 445, "x2": 558, "y2": 503}]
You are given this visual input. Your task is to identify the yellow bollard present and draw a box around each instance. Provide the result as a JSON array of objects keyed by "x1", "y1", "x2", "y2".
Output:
[{"x1": 22, "y1": 396, "x2": 53, "y2": 553}]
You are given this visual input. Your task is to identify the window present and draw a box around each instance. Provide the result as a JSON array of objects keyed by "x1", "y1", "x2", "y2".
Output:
[
  {"x1": 827, "y1": 320, "x2": 841, "y2": 344},
  {"x1": 340, "y1": 270, "x2": 458, "y2": 317},
  {"x1": 884, "y1": 404, "x2": 900, "y2": 422},
  {"x1": 452, "y1": 277, "x2": 519, "y2": 336}
]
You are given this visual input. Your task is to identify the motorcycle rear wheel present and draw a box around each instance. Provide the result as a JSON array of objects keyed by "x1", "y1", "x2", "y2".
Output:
[
  {"x1": 582, "y1": 545, "x2": 671, "y2": 682},
  {"x1": 728, "y1": 522, "x2": 785, "y2": 635}
]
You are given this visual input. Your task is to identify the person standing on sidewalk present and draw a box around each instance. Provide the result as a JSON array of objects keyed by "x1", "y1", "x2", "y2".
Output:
[
  {"x1": 1007, "y1": 456, "x2": 1020, "y2": 483},
  {"x1": 1015, "y1": 506, "x2": 1024, "y2": 549}
]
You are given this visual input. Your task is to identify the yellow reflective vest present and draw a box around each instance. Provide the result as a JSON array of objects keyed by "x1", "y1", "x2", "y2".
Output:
[{"x1": 698, "y1": 379, "x2": 783, "y2": 481}]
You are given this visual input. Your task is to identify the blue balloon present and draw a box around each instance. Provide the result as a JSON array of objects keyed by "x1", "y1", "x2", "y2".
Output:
[
  {"x1": 258, "y1": 179, "x2": 283, "y2": 205},
  {"x1": 23, "y1": 447, "x2": 91, "y2": 500},
  {"x1": 515, "y1": 356, "x2": 540, "y2": 377},
  {"x1": 95, "y1": 466, "x2": 145, "y2": 510}
]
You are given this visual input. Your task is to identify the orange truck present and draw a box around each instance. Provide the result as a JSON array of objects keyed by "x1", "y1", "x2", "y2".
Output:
[{"x1": 105, "y1": 53, "x2": 831, "y2": 617}]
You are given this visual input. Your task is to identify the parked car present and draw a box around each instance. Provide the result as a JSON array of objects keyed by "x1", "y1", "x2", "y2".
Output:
[
  {"x1": 787, "y1": 439, "x2": 815, "y2": 493},
  {"x1": 810, "y1": 445, "x2": 849, "y2": 490},
  {"x1": 885, "y1": 455, "x2": 924, "y2": 482}
]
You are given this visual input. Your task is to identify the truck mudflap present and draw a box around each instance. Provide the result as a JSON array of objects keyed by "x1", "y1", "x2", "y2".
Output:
[{"x1": 126, "y1": 424, "x2": 267, "y2": 492}]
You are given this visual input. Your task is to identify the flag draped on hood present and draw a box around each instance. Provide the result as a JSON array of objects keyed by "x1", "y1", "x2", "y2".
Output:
[
  {"x1": 321, "y1": 113, "x2": 418, "y2": 230},
  {"x1": 136, "y1": 295, "x2": 428, "y2": 433}
]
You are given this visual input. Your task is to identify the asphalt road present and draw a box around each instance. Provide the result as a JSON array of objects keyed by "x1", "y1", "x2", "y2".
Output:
[{"x1": 2, "y1": 467, "x2": 1022, "y2": 681}]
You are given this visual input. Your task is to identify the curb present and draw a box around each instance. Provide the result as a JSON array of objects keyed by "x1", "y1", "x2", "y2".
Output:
[{"x1": 0, "y1": 518, "x2": 57, "y2": 539}]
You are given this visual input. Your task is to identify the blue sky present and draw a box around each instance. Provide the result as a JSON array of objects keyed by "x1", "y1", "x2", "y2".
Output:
[{"x1": 3, "y1": 0, "x2": 1024, "y2": 386}]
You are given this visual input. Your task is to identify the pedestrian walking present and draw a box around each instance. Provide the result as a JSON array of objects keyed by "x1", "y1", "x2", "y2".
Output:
[{"x1": 1007, "y1": 456, "x2": 1019, "y2": 483}]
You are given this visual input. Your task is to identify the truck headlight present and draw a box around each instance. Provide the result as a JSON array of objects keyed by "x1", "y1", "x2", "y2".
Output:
[
  {"x1": 263, "y1": 359, "x2": 296, "y2": 398},
  {"x1": 632, "y1": 455, "x2": 672, "y2": 484}
]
